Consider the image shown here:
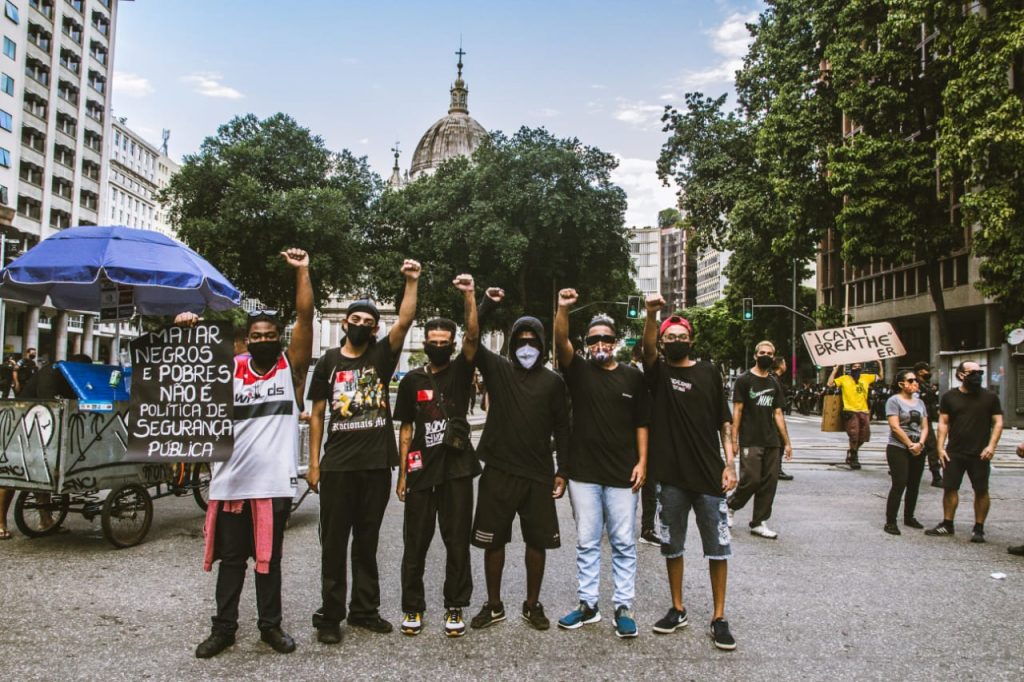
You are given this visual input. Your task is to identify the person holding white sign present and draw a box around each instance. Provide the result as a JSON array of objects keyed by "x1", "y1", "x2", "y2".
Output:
[
  {"x1": 827, "y1": 362, "x2": 882, "y2": 470},
  {"x1": 195, "y1": 248, "x2": 314, "y2": 659}
]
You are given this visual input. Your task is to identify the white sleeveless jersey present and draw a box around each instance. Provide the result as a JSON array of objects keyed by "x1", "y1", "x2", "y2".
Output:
[{"x1": 210, "y1": 353, "x2": 299, "y2": 500}]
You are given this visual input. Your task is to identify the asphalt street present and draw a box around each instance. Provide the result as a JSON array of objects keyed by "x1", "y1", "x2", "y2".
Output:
[{"x1": 1, "y1": 417, "x2": 1022, "y2": 681}]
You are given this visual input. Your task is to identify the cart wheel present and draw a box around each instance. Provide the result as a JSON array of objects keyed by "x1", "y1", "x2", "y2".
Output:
[
  {"x1": 101, "y1": 484, "x2": 153, "y2": 549},
  {"x1": 192, "y1": 463, "x2": 212, "y2": 511},
  {"x1": 13, "y1": 491, "x2": 70, "y2": 538}
]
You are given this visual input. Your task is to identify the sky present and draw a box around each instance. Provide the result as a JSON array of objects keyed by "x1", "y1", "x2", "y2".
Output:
[{"x1": 111, "y1": 0, "x2": 762, "y2": 228}]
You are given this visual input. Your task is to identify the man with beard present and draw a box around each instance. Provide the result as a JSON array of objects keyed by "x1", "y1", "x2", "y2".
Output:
[
  {"x1": 640, "y1": 295, "x2": 737, "y2": 651},
  {"x1": 307, "y1": 259, "x2": 421, "y2": 644},
  {"x1": 925, "y1": 361, "x2": 1003, "y2": 543},
  {"x1": 469, "y1": 301, "x2": 570, "y2": 632},
  {"x1": 552, "y1": 289, "x2": 649, "y2": 639},
  {"x1": 393, "y1": 274, "x2": 482, "y2": 638},
  {"x1": 195, "y1": 248, "x2": 314, "y2": 659}
]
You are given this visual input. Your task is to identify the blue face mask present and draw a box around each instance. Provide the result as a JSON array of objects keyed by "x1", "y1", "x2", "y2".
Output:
[{"x1": 515, "y1": 345, "x2": 540, "y2": 369}]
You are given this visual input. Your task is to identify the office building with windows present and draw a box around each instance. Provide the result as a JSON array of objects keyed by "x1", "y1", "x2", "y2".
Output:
[
  {"x1": 107, "y1": 119, "x2": 179, "y2": 237},
  {"x1": 660, "y1": 226, "x2": 696, "y2": 313},
  {"x1": 695, "y1": 247, "x2": 730, "y2": 307},
  {"x1": 628, "y1": 226, "x2": 661, "y2": 299}
]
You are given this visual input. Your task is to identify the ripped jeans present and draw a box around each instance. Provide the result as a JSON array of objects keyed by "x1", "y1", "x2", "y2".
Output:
[{"x1": 655, "y1": 483, "x2": 732, "y2": 560}]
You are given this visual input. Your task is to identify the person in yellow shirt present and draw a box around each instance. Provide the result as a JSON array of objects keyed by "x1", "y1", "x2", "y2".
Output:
[{"x1": 828, "y1": 363, "x2": 882, "y2": 470}]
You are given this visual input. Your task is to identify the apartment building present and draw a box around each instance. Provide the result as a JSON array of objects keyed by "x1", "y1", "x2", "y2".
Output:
[{"x1": 107, "y1": 119, "x2": 179, "y2": 237}]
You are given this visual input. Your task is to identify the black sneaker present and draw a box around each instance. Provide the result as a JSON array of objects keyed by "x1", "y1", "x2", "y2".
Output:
[
  {"x1": 778, "y1": 469, "x2": 794, "y2": 481},
  {"x1": 260, "y1": 627, "x2": 296, "y2": 654},
  {"x1": 710, "y1": 618, "x2": 736, "y2": 651},
  {"x1": 521, "y1": 601, "x2": 550, "y2": 631},
  {"x1": 639, "y1": 529, "x2": 660, "y2": 546},
  {"x1": 849, "y1": 456, "x2": 861, "y2": 470},
  {"x1": 925, "y1": 522, "x2": 954, "y2": 537},
  {"x1": 883, "y1": 523, "x2": 901, "y2": 536},
  {"x1": 652, "y1": 607, "x2": 688, "y2": 634},
  {"x1": 971, "y1": 529, "x2": 986, "y2": 544},
  {"x1": 347, "y1": 614, "x2": 393, "y2": 634},
  {"x1": 316, "y1": 625, "x2": 342, "y2": 644},
  {"x1": 1008, "y1": 545, "x2": 1024, "y2": 557},
  {"x1": 470, "y1": 602, "x2": 506, "y2": 629},
  {"x1": 195, "y1": 632, "x2": 235, "y2": 659},
  {"x1": 931, "y1": 475, "x2": 943, "y2": 488},
  {"x1": 904, "y1": 518, "x2": 924, "y2": 529}
]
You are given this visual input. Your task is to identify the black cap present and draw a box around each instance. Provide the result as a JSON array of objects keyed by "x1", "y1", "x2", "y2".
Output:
[
  {"x1": 913, "y1": 361, "x2": 931, "y2": 373},
  {"x1": 346, "y1": 299, "x2": 380, "y2": 322}
]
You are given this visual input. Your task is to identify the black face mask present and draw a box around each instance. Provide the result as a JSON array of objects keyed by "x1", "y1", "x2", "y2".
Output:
[
  {"x1": 247, "y1": 341, "x2": 281, "y2": 368},
  {"x1": 755, "y1": 355, "x2": 773, "y2": 370},
  {"x1": 425, "y1": 344, "x2": 454, "y2": 366},
  {"x1": 963, "y1": 373, "x2": 983, "y2": 391},
  {"x1": 664, "y1": 341, "x2": 691, "y2": 362},
  {"x1": 346, "y1": 324, "x2": 374, "y2": 347}
]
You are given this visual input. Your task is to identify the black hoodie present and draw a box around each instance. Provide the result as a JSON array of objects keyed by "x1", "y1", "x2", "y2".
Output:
[{"x1": 474, "y1": 316, "x2": 570, "y2": 483}]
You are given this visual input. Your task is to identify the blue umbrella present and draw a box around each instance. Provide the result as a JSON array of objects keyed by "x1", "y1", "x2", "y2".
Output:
[{"x1": 0, "y1": 226, "x2": 241, "y2": 315}]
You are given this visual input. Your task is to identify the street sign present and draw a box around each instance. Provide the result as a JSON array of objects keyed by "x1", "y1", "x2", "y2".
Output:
[
  {"x1": 625, "y1": 338, "x2": 638, "y2": 347},
  {"x1": 99, "y1": 281, "x2": 135, "y2": 322},
  {"x1": 1007, "y1": 328, "x2": 1024, "y2": 346},
  {"x1": 802, "y1": 322, "x2": 906, "y2": 366}
]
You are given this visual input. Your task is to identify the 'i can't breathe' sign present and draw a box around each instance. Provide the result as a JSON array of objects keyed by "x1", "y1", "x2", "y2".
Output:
[
  {"x1": 802, "y1": 322, "x2": 906, "y2": 367},
  {"x1": 126, "y1": 322, "x2": 234, "y2": 462}
]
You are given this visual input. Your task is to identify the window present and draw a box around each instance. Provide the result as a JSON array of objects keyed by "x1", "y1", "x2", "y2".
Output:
[
  {"x1": 3, "y1": 37, "x2": 14, "y2": 59},
  {"x1": 0, "y1": 108, "x2": 10, "y2": 130},
  {"x1": 0, "y1": 72, "x2": 12, "y2": 95},
  {"x1": 5, "y1": 2, "x2": 19, "y2": 24},
  {"x1": 0, "y1": 147, "x2": 10, "y2": 167}
]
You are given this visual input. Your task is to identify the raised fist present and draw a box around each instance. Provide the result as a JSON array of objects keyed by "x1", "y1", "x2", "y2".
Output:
[
  {"x1": 453, "y1": 274, "x2": 475, "y2": 292},
  {"x1": 645, "y1": 294, "x2": 665, "y2": 312},
  {"x1": 485, "y1": 287, "x2": 505, "y2": 303},
  {"x1": 401, "y1": 259, "x2": 422, "y2": 280},
  {"x1": 558, "y1": 288, "x2": 578, "y2": 308},
  {"x1": 280, "y1": 248, "x2": 309, "y2": 268}
]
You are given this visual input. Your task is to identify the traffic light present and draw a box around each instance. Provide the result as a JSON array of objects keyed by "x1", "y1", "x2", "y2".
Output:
[
  {"x1": 626, "y1": 296, "x2": 641, "y2": 319},
  {"x1": 742, "y1": 298, "x2": 754, "y2": 321}
]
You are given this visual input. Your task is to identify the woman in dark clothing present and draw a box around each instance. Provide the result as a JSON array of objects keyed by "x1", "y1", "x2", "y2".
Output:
[{"x1": 883, "y1": 371, "x2": 930, "y2": 535}]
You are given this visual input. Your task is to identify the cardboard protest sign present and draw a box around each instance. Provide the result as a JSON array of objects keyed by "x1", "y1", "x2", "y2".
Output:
[
  {"x1": 802, "y1": 322, "x2": 906, "y2": 367},
  {"x1": 126, "y1": 322, "x2": 234, "y2": 462}
]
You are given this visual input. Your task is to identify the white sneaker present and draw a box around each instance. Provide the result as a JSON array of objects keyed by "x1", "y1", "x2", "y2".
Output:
[
  {"x1": 750, "y1": 523, "x2": 778, "y2": 539},
  {"x1": 726, "y1": 508, "x2": 734, "y2": 528}
]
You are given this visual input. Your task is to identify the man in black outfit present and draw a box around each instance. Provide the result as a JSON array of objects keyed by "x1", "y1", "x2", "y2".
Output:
[
  {"x1": 925, "y1": 361, "x2": 1003, "y2": 543},
  {"x1": 468, "y1": 301, "x2": 571, "y2": 632},
  {"x1": 394, "y1": 274, "x2": 482, "y2": 638},
  {"x1": 307, "y1": 259, "x2": 421, "y2": 644},
  {"x1": 914, "y1": 362, "x2": 943, "y2": 488}
]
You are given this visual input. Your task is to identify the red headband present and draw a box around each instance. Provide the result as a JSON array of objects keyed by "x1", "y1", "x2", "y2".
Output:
[{"x1": 659, "y1": 315, "x2": 692, "y2": 337}]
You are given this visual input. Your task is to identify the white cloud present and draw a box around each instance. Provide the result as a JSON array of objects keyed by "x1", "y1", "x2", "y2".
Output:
[
  {"x1": 181, "y1": 72, "x2": 244, "y2": 99},
  {"x1": 610, "y1": 156, "x2": 679, "y2": 227},
  {"x1": 113, "y1": 72, "x2": 153, "y2": 97},
  {"x1": 530, "y1": 107, "x2": 560, "y2": 118},
  {"x1": 677, "y1": 11, "x2": 757, "y2": 89},
  {"x1": 613, "y1": 99, "x2": 665, "y2": 130},
  {"x1": 358, "y1": 138, "x2": 370, "y2": 145}
]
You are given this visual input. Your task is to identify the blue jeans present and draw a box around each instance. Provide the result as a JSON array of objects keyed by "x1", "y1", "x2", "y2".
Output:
[
  {"x1": 568, "y1": 480, "x2": 638, "y2": 609},
  {"x1": 656, "y1": 483, "x2": 731, "y2": 560}
]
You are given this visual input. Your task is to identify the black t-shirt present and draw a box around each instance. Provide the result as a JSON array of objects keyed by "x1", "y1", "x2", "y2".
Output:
[
  {"x1": 307, "y1": 341, "x2": 399, "y2": 471},
  {"x1": 732, "y1": 370, "x2": 781, "y2": 448},
  {"x1": 645, "y1": 358, "x2": 731, "y2": 496},
  {"x1": 917, "y1": 382, "x2": 940, "y2": 422},
  {"x1": 939, "y1": 388, "x2": 1002, "y2": 458},
  {"x1": 16, "y1": 358, "x2": 37, "y2": 388},
  {"x1": 393, "y1": 355, "x2": 482, "y2": 492},
  {"x1": 474, "y1": 344, "x2": 570, "y2": 484},
  {"x1": 563, "y1": 357, "x2": 650, "y2": 488}
]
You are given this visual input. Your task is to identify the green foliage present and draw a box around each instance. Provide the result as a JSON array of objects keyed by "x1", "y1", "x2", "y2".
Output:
[
  {"x1": 371, "y1": 127, "x2": 634, "y2": 339},
  {"x1": 159, "y1": 113, "x2": 383, "y2": 319},
  {"x1": 813, "y1": 304, "x2": 845, "y2": 330}
]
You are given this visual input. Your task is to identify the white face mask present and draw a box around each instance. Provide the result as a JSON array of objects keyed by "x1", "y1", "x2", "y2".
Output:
[{"x1": 515, "y1": 345, "x2": 540, "y2": 369}]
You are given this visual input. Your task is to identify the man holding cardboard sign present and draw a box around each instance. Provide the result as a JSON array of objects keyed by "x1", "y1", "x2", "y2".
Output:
[{"x1": 828, "y1": 363, "x2": 882, "y2": 470}]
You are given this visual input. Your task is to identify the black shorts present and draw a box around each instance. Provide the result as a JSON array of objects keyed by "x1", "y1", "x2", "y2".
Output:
[
  {"x1": 943, "y1": 454, "x2": 991, "y2": 494},
  {"x1": 471, "y1": 466, "x2": 560, "y2": 550}
]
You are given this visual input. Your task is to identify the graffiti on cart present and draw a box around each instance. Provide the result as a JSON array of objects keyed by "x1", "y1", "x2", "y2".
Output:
[
  {"x1": 64, "y1": 408, "x2": 130, "y2": 476},
  {"x1": 0, "y1": 403, "x2": 59, "y2": 486}
]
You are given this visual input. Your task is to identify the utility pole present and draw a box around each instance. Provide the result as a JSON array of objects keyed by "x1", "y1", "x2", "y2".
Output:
[{"x1": 791, "y1": 259, "x2": 797, "y2": 382}]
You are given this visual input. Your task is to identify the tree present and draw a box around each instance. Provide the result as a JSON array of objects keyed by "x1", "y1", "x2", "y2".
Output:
[
  {"x1": 938, "y1": 1, "x2": 1024, "y2": 319},
  {"x1": 160, "y1": 113, "x2": 382, "y2": 318},
  {"x1": 370, "y1": 127, "x2": 635, "y2": 340},
  {"x1": 824, "y1": 0, "x2": 959, "y2": 349}
]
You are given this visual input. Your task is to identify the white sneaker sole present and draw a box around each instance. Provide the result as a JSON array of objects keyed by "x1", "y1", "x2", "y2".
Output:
[
  {"x1": 652, "y1": 620, "x2": 689, "y2": 634},
  {"x1": 557, "y1": 613, "x2": 601, "y2": 630}
]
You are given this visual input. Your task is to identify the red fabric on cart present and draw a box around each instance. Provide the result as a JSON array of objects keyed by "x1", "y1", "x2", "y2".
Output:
[{"x1": 203, "y1": 499, "x2": 275, "y2": 574}]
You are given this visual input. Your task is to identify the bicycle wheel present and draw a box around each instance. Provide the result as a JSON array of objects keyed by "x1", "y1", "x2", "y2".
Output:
[
  {"x1": 192, "y1": 463, "x2": 212, "y2": 511},
  {"x1": 101, "y1": 484, "x2": 153, "y2": 548},
  {"x1": 13, "y1": 491, "x2": 70, "y2": 538}
]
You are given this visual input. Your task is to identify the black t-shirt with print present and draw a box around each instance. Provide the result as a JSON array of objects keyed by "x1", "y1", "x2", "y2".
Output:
[
  {"x1": 939, "y1": 387, "x2": 1003, "y2": 458},
  {"x1": 732, "y1": 370, "x2": 782, "y2": 448},
  {"x1": 393, "y1": 354, "x2": 482, "y2": 492},
  {"x1": 645, "y1": 358, "x2": 731, "y2": 496},
  {"x1": 563, "y1": 356, "x2": 650, "y2": 488},
  {"x1": 307, "y1": 340, "x2": 398, "y2": 471}
]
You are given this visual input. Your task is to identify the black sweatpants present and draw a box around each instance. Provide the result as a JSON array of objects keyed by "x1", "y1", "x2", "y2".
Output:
[
  {"x1": 401, "y1": 476, "x2": 474, "y2": 612},
  {"x1": 641, "y1": 479, "x2": 657, "y2": 532},
  {"x1": 211, "y1": 498, "x2": 291, "y2": 636},
  {"x1": 728, "y1": 446, "x2": 781, "y2": 527},
  {"x1": 885, "y1": 444, "x2": 925, "y2": 524},
  {"x1": 314, "y1": 469, "x2": 391, "y2": 627},
  {"x1": 922, "y1": 426, "x2": 941, "y2": 477}
]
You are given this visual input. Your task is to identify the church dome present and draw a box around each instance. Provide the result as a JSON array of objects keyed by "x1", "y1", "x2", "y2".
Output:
[{"x1": 409, "y1": 50, "x2": 487, "y2": 180}]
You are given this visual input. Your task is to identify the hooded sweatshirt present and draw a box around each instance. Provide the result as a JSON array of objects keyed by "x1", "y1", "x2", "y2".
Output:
[{"x1": 474, "y1": 316, "x2": 571, "y2": 483}]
